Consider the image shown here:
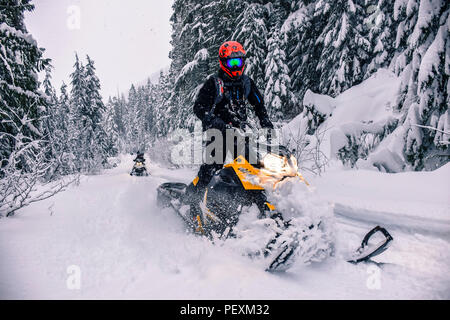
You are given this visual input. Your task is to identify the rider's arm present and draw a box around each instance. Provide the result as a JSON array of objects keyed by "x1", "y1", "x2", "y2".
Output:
[
  {"x1": 247, "y1": 78, "x2": 274, "y2": 129},
  {"x1": 193, "y1": 77, "x2": 216, "y2": 123}
]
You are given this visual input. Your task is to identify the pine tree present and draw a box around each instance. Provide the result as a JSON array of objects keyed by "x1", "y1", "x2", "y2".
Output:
[
  {"x1": 69, "y1": 54, "x2": 108, "y2": 172},
  {"x1": 282, "y1": 0, "x2": 318, "y2": 114},
  {"x1": 154, "y1": 71, "x2": 172, "y2": 137},
  {"x1": 0, "y1": 0, "x2": 74, "y2": 216},
  {"x1": 397, "y1": 1, "x2": 449, "y2": 170},
  {"x1": 168, "y1": 0, "x2": 214, "y2": 132},
  {"x1": 103, "y1": 98, "x2": 119, "y2": 158},
  {"x1": 57, "y1": 81, "x2": 76, "y2": 174},
  {"x1": 143, "y1": 78, "x2": 157, "y2": 140},
  {"x1": 126, "y1": 84, "x2": 138, "y2": 151},
  {"x1": 364, "y1": 0, "x2": 398, "y2": 78},
  {"x1": 314, "y1": 0, "x2": 372, "y2": 96},
  {"x1": 69, "y1": 53, "x2": 87, "y2": 171},
  {"x1": 41, "y1": 67, "x2": 59, "y2": 162},
  {"x1": 264, "y1": 29, "x2": 292, "y2": 121},
  {"x1": 233, "y1": 1, "x2": 269, "y2": 89},
  {"x1": 0, "y1": 0, "x2": 50, "y2": 165},
  {"x1": 204, "y1": 0, "x2": 244, "y2": 73}
]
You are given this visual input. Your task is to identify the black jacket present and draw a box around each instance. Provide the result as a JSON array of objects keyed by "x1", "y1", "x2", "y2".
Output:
[
  {"x1": 193, "y1": 70, "x2": 273, "y2": 130},
  {"x1": 133, "y1": 155, "x2": 145, "y2": 162}
]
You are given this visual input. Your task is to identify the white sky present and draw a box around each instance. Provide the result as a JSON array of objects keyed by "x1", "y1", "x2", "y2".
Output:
[{"x1": 25, "y1": 0, "x2": 174, "y2": 99}]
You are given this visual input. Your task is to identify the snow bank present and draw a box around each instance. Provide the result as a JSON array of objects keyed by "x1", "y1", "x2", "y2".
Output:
[
  {"x1": 303, "y1": 89, "x2": 335, "y2": 116},
  {"x1": 312, "y1": 162, "x2": 450, "y2": 223},
  {"x1": 284, "y1": 69, "x2": 404, "y2": 171}
]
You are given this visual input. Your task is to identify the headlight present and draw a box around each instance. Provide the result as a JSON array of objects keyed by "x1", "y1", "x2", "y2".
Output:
[
  {"x1": 262, "y1": 153, "x2": 299, "y2": 176},
  {"x1": 262, "y1": 154, "x2": 285, "y2": 172}
]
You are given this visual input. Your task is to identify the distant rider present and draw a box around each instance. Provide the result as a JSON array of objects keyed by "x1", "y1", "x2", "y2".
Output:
[{"x1": 133, "y1": 151, "x2": 146, "y2": 163}]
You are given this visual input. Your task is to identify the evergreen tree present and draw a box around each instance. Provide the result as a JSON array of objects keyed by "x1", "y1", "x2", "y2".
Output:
[
  {"x1": 143, "y1": 79, "x2": 157, "y2": 139},
  {"x1": 283, "y1": 0, "x2": 318, "y2": 114},
  {"x1": 57, "y1": 81, "x2": 76, "y2": 174},
  {"x1": 0, "y1": 0, "x2": 75, "y2": 216},
  {"x1": 314, "y1": 0, "x2": 371, "y2": 96},
  {"x1": 0, "y1": 0, "x2": 50, "y2": 165},
  {"x1": 69, "y1": 53, "x2": 87, "y2": 171},
  {"x1": 264, "y1": 29, "x2": 292, "y2": 121},
  {"x1": 126, "y1": 84, "x2": 138, "y2": 151},
  {"x1": 364, "y1": 0, "x2": 398, "y2": 78},
  {"x1": 154, "y1": 71, "x2": 172, "y2": 137},
  {"x1": 205, "y1": 0, "x2": 244, "y2": 73},
  {"x1": 233, "y1": 1, "x2": 268, "y2": 89},
  {"x1": 41, "y1": 67, "x2": 59, "y2": 163},
  {"x1": 103, "y1": 98, "x2": 119, "y2": 158},
  {"x1": 396, "y1": 0, "x2": 449, "y2": 170},
  {"x1": 69, "y1": 54, "x2": 108, "y2": 172},
  {"x1": 168, "y1": 0, "x2": 214, "y2": 132}
]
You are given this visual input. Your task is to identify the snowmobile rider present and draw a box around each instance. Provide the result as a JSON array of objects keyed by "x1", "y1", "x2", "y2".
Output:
[
  {"x1": 133, "y1": 151, "x2": 146, "y2": 163},
  {"x1": 186, "y1": 41, "x2": 274, "y2": 203}
]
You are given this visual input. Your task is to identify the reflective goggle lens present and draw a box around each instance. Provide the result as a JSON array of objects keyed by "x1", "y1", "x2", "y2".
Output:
[{"x1": 226, "y1": 58, "x2": 243, "y2": 68}]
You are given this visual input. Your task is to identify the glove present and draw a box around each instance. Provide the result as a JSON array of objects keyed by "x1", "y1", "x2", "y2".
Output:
[{"x1": 204, "y1": 114, "x2": 226, "y2": 131}]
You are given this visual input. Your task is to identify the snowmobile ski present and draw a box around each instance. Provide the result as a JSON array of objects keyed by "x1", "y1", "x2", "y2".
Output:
[{"x1": 348, "y1": 226, "x2": 393, "y2": 264}]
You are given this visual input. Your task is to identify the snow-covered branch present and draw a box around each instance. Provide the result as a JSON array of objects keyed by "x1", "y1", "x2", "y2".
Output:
[{"x1": 410, "y1": 123, "x2": 450, "y2": 136}]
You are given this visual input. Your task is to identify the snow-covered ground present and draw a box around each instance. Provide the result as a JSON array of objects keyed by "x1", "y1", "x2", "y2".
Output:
[{"x1": 1, "y1": 155, "x2": 449, "y2": 300}]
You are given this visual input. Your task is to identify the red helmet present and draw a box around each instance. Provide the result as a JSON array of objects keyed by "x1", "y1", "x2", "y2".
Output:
[{"x1": 219, "y1": 41, "x2": 246, "y2": 79}]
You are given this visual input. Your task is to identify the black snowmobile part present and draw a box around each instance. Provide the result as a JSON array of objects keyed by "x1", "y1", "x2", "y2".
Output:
[
  {"x1": 348, "y1": 226, "x2": 393, "y2": 264},
  {"x1": 157, "y1": 183, "x2": 187, "y2": 208},
  {"x1": 157, "y1": 183, "x2": 203, "y2": 234},
  {"x1": 130, "y1": 163, "x2": 149, "y2": 176},
  {"x1": 266, "y1": 240, "x2": 299, "y2": 272}
]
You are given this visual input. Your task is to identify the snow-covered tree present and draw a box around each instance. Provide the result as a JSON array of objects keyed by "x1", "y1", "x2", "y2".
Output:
[
  {"x1": 57, "y1": 81, "x2": 77, "y2": 174},
  {"x1": 103, "y1": 98, "x2": 119, "y2": 158},
  {"x1": 233, "y1": 1, "x2": 268, "y2": 89},
  {"x1": 397, "y1": 0, "x2": 449, "y2": 170},
  {"x1": 0, "y1": 0, "x2": 75, "y2": 216},
  {"x1": 314, "y1": 0, "x2": 372, "y2": 96},
  {"x1": 69, "y1": 54, "x2": 108, "y2": 172},
  {"x1": 155, "y1": 0, "x2": 448, "y2": 172},
  {"x1": 0, "y1": 0, "x2": 50, "y2": 164},
  {"x1": 364, "y1": 0, "x2": 399, "y2": 78},
  {"x1": 264, "y1": 30, "x2": 293, "y2": 121},
  {"x1": 282, "y1": 0, "x2": 317, "y2": 115},
  {"x1": 153, "y1": 71, "x2": 172, "y2": 138}
]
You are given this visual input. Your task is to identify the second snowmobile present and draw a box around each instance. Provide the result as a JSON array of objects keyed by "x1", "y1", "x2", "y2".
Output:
[{"x1": 130, "y1": 153, "x2": 149, "y2": 177}]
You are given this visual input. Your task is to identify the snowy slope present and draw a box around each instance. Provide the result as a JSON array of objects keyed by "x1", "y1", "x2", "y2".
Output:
[
  {"x1": 283, "y1": 69, "x2": 406, "y2": 172},
  {"x1": 0, "y1": 155, "x2": 449, "y2": 299}
]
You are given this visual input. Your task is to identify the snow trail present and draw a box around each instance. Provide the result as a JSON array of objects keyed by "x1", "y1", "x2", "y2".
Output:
[{"x1": 0, "y1": 155, "x2": 449, "y2": 299}]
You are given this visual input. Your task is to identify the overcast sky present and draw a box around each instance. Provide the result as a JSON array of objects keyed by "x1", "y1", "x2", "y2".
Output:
[{"x1": 25, "y1": 0, "x2": 174, "y2": 99}]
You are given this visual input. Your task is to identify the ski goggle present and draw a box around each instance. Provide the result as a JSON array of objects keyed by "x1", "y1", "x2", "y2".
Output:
[{"x1": 226, "y1": 58, "x2": 244, "y2": 68}]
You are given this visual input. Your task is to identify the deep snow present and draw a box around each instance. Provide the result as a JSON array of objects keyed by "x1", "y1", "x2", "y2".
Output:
[{"x1": 1, "y1": 155, "x2": 449, "y2": 300}]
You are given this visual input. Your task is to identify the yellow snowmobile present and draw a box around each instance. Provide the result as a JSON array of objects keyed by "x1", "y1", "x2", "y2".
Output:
[
  {"x1": 157, "y1": 143, "x2": 393, "y2": 271},
  {"x1": 157, "y1": 142, "x2": 331, "y2": 271}
]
